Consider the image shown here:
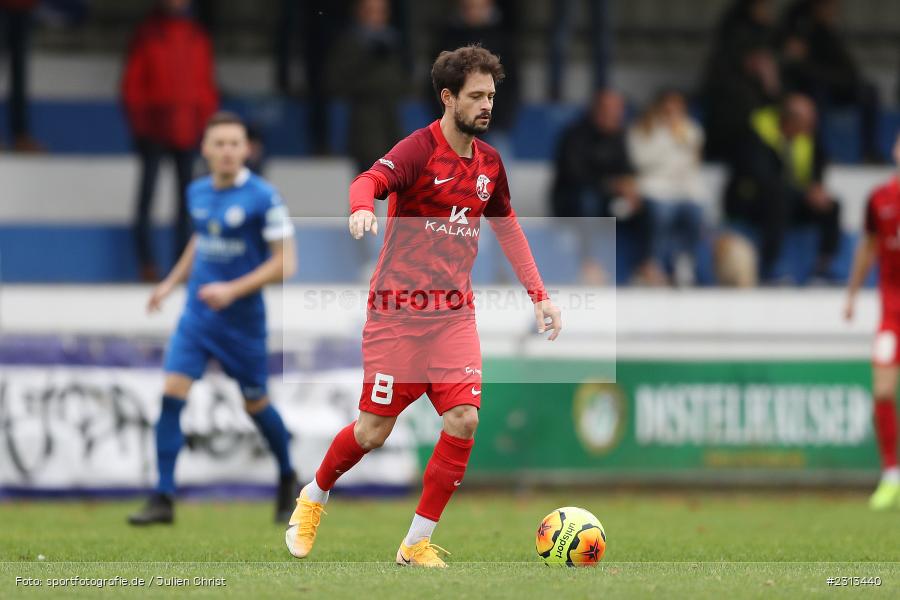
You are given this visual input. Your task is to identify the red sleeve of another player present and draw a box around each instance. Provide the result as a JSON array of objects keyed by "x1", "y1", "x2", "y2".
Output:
[
  {"x1": 865, "y1": 192, "x2": 878, "y2": 235},
  {"x1": 348, "y1": 132, "x2": 432, "y2": 214}
]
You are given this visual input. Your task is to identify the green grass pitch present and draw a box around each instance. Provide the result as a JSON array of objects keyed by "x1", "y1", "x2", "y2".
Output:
[{"x1": 1, "y1": 491, "x2": 898, "y2": 599}]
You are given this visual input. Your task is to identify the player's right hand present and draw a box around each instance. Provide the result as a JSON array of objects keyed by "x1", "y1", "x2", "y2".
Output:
[
  {"x1": 147, "y1": 281, "x2": 173, "y2": 314},
  {"x1": 349, "y1": 210, "x2": 378, "y2": 239}
]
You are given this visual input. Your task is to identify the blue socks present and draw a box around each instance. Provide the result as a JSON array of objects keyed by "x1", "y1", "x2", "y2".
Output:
[
  {"x1": 155, "y1": 395, "x2": 293, "y2": 495},
  {"x1": 250, "y1": 403, "x2": 294, "y2": 477},
  {"x1": 155, "y1": 395, "x2": 186, "y2": 496}
]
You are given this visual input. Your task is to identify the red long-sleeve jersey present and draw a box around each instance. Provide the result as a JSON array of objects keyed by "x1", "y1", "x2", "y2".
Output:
[{"x1": 350, "y1": 120, "x2": 548, "y2": 320}]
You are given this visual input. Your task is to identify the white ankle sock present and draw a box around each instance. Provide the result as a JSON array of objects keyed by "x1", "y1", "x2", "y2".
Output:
[
  {"x1": 404, "y1": 513, "x2": 438, "y2": 546},
  {"x1": 882, "y1": 467, "x2": 900, "y2": 484},
  {"x1": 303, "y1": 479, "x2": 330, "y2": 504}
]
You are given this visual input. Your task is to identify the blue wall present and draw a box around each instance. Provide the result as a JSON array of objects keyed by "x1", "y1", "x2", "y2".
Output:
[{"x1": 3, "y1": 99, "x2": 897, "y2": 162}]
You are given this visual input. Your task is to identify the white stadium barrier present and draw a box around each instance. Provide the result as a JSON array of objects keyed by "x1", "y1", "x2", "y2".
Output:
[{"x1": 0, "y1": 286, "x2": 884, "y2": 491}]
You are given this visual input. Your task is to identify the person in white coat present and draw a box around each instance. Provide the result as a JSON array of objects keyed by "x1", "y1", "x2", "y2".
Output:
[{"x1": 628, "y1": 90, "x2": 706, "y2": 285}]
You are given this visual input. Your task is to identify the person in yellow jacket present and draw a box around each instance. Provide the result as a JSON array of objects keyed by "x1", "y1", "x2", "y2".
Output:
[{"x1": 724, "y1": 93, "x2": 840, "y2": 283}]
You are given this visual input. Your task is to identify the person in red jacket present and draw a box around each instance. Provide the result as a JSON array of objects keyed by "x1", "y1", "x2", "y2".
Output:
[
  {"x1": 122, "y1": 0, "x2": 219, "y2": 282},
  {"x1": 0, "y1": 0, "x2": 42, "y2": 152}
]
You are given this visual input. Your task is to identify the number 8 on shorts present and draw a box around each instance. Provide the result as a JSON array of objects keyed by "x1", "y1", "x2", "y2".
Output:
[{"x1": 371, "y1": 372, "x2": 394, "y2": 405}]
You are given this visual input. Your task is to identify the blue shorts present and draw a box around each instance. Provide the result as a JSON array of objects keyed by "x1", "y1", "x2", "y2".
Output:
[{"x1": 163, "y1": 317, "x2": 269, "y2": 400}]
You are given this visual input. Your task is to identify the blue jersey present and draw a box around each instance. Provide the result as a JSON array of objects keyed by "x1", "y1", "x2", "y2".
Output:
[{"x1": 182, "y1": 168, "x2": 293, "y2": 338}]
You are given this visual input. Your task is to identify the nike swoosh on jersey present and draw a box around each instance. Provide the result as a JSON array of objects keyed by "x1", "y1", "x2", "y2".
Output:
[
  {"x1": 434, "y1": 176, "x2": 455, "y2": 185},
  {"x1": 471, "y1": 386, "x2": 481, "y2": 396}
]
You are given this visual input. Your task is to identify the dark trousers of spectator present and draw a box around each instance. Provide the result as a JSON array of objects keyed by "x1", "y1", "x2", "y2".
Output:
[
  {"x1": 576, "y1": 188, "x2": 653, "y2": 274},
  {"x1": 275, "y1": 0, "x2": 295, "y2": 92},
  {"x1": 620, "y1": 202, "x2": 655, "y2": 274},
  {"x1": 791, "y1": 189, "x2": 841, "y2": 271},
  {"x1": 648, "y1": 200, "x2": 704, "y2": 274},
  {"x1": 0, "y1": 8, "x2": 32, "y2": 140},
  {"x1": 300, "y1": 1, "x2": 346, "y2": 154},
  {"x1": 726, "y1": 182, "x2": 840, "y2": 281},
  {"x1": 133, "y1": 140, "x2": 194, "y2": 278}
]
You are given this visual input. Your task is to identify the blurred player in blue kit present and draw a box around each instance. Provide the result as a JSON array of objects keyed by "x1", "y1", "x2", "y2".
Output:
[{"x1": 128, "y1": 112, "x2": 299, "y2": 525}]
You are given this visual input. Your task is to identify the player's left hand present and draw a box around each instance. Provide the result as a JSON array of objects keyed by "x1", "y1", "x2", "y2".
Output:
[
  {"x1": 198, "y1": 282, "x2": 237, "y2": 311},
  {"x1": 843, "y1": 295, "x2": 855, "y2": 322},
  {"x1": 534, "y1": 299, "x2": 562, "y2": 341}
]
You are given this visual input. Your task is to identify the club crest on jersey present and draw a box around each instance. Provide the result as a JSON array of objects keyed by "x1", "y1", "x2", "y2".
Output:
[
  {"x1": 225, "y1": 205, "x2": 245, "y2": 228},
  {"x1": 475, "y1": 174, "x2": 491, "y2": 201}
]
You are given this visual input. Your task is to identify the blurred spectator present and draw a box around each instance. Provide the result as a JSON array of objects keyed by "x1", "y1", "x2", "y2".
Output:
[
  {"x1": 724, "y1": 93, "x2": 840, "y2": 282},
  {"x1": 193, "y1": 0, "x2": 216, "y2": 35},
  {"x1": 122, "y1": 0, "x2": 218, "y2": 282},
  {"x1": 327, "y1": 0, "x2": 407, "y2": 173},
  {"x1": 548, "y1": 0, "x2": 610, "y2": 100},
  {"x1": 707, "y1": 0, "x2": 776, "y2": 77},
  {"x1": 429, "y1": 0, "x2": 519, "y2": 153},
  {"x1": 298, "y1": 1, "x2": 349, "y2": 154},
  {"x1": 551, "y1": 90, "x2": 665, "y2": 286},
  {"x1": 702, "y1": 41, "x2": 781, "y2": 162},
  {"x1": 275, "y1": 0, "x2": 299, "y2": 93},
  {"x1": 701, "y1": 1, "x2": 779, "y2": 162},
  {"x1": 779, "y1": 0, "x2": 882, "y2": 162},
  {"x1": 628, "y1": 90, "x2": 706, "y2": 286},
  {"x1": 0, "y1": 0, "x2": 42, "y2": 152}
]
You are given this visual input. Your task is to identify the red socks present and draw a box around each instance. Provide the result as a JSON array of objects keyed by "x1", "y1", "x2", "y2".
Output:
[
  {"x1": 315, "y1": 422, "x2": 368, "y2": 491},
  {"x1": 314, "y1": 423, "x2": 475, "y2": 520},
  {"x1": 416, "y1": 431, "x2": 474, "y2": 521},
  {"x1": 874, "y1": 398, "x2": 898, "y2": 469}
]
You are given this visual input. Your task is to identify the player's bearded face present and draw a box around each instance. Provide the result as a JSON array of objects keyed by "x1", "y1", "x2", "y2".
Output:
[
  {"x1": 451, "y1": 72, "x2": 495, "y2": 136},
  {"x1": 454, "y1": 104, "x2": 490, "y2": 136}
]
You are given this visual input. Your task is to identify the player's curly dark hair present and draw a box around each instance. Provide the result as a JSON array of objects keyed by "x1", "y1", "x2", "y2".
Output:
[{"x1": 431, "y1": 44, "x2": 505, "y2": 105}]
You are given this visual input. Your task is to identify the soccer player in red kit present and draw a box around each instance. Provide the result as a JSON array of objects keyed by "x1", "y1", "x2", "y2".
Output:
[
  {"x1": 285, "y1": 45, "x2": 562, "y2": 566},
  {"x1": 845, "y1": 132, "x2": 900, "y2": 510}
]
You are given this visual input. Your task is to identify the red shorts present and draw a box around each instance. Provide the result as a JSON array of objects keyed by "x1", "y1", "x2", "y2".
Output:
[
  {"x1": 358, "y1": 317, "x2": 482, "y2": 417},
  {"x1": 874, "y1": 319, "x2": 900, "y2": 366}
]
